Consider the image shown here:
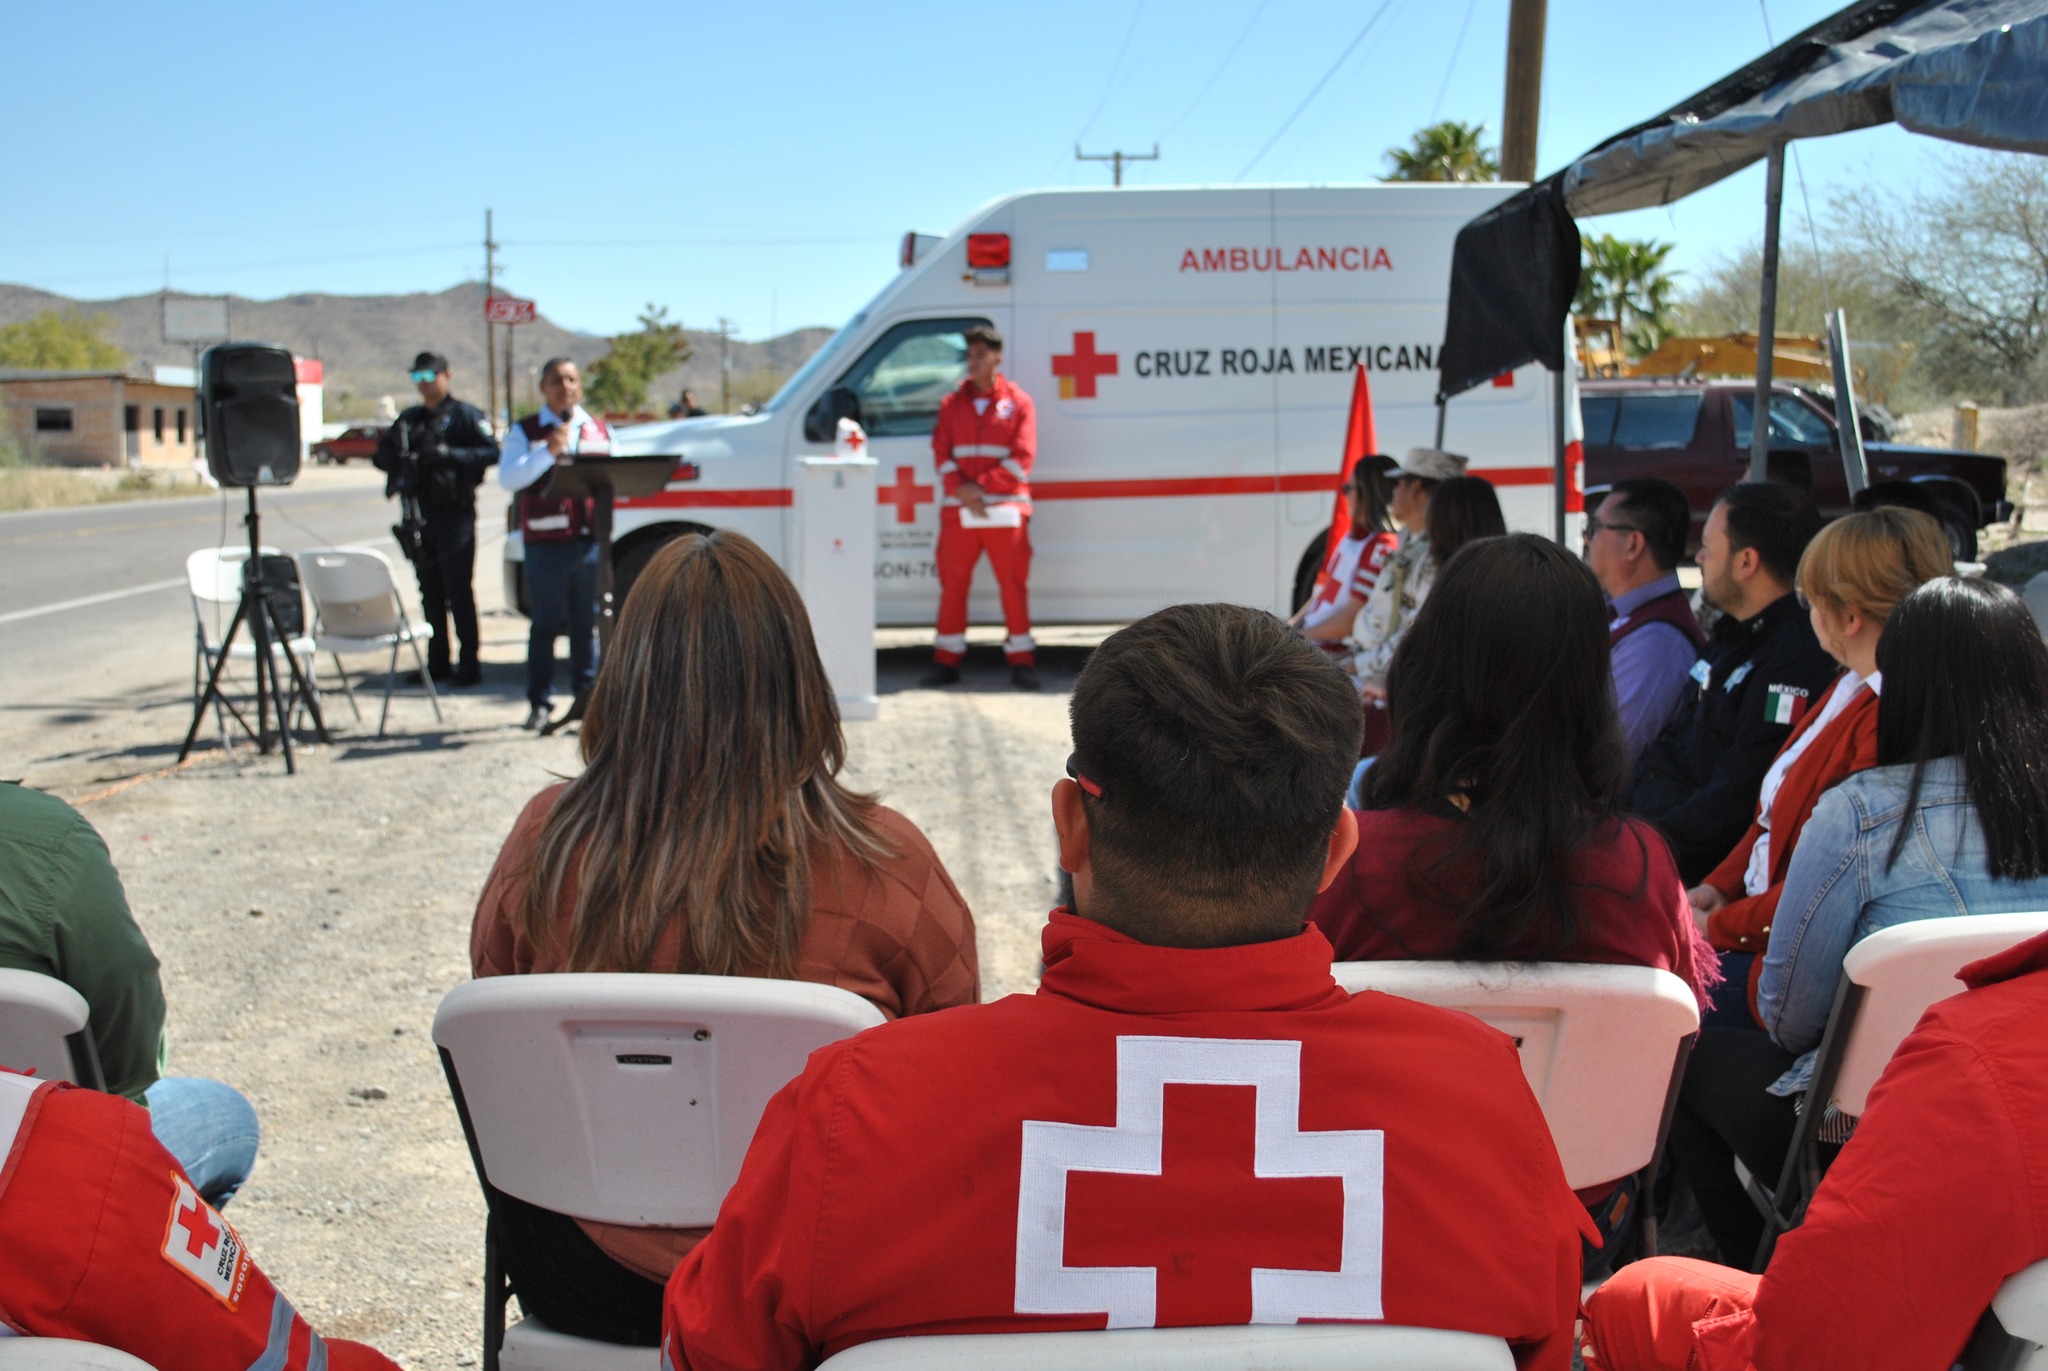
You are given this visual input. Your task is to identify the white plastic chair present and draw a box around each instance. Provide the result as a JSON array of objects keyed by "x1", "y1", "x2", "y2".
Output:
[
  {"x1": 185, "y1": 547, "x2": 318, "y2": 743},
  {"x1": 296, "y1": 547, "x2": 443, "y2": 737},
  {"x1": 1746, "y1": 911, "x2": 2048, "y2": 1268},
  {"x1": 0, "y1": 968, "x2": 103, "y2": 1090},
  {"x1": 433, "y1": 973, "x2": 887, "y2": 1371},
  {"x1": 1330, "y1": 961, "x2": 1699, "y2": 1252},
  {"x1": 0, "y1": 1343, "x2": 160, "y2": 1370},
  {"x1": 816, "y1": 1324, "x2": 1514, "y2": 1370}
]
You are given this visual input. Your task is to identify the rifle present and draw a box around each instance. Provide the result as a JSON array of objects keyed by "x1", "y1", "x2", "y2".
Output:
[{"x1": 389, "y1": 418, "x2": 428, "y2": 564}]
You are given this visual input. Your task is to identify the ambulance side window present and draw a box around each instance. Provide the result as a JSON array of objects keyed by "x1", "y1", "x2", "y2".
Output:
[{"x1": 835, "y1": 316, "x2": 992, "y2": 437}]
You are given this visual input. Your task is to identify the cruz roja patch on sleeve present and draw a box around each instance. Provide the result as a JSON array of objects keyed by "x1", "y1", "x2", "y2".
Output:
[
  {"x1": 1765, "y1": 682, "x2": 1811, "y2": 726},
  {"x1": 162, "y1": 1172, "x2": 250, "y2": 1308}
]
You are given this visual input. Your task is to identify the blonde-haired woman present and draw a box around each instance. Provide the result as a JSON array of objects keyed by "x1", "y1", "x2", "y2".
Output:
[
  {"x1": 470, "y1": 530, "x2": 978, "y2": 1346},
  {"x1": 1686, "y1": 505, "x2": 1952, "y2": 1019}
]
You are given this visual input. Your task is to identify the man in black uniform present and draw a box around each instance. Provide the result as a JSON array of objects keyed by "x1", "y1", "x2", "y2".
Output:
[
  {"x1": 371, "y1": 351, "x2": 499, "y2": 686},
  {"x1": 1630, "y1": 482, "x2": 1838, "y2": 885}
]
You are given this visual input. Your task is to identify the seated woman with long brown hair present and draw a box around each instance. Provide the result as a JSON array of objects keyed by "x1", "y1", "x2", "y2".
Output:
[{"x1": 470, "y1": 530, "x2": 979, "y2": 1346}]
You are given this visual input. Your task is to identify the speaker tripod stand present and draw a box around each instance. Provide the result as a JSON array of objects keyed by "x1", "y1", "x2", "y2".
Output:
[{"x1": 178, "y1": 486, "x2": 330, "y2": 774}]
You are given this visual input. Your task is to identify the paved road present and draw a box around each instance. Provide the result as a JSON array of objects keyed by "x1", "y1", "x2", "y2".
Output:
[{"x1": 0, "y1": 470, "x2": 504, "y2": 765}]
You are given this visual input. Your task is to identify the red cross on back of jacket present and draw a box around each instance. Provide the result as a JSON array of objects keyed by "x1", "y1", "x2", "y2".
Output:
[{"x1": 932, "y1": 376, "x2": 1036, "y2": 513}]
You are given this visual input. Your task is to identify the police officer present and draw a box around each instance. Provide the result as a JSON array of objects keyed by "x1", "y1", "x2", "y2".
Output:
[{"x1": 371, "y1": 351, "x2": 499, "y2": 686}]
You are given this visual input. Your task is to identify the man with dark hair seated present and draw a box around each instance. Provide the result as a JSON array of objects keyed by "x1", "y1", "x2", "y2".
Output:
[
  {"x1": 665, "y1": 603, "x2": 1591, "y2": 1370},
  {"x1": 1630, "y1": 483, "x2": 1836, "y2": 884},
  {"x1": 1584, "y1": 480, "x2": 1704, "y2": 765}
]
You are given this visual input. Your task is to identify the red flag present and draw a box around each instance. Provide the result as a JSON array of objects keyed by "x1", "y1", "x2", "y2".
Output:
[{"x1": 1330, "y1": 364, "x2": 1377, "y2": 550}]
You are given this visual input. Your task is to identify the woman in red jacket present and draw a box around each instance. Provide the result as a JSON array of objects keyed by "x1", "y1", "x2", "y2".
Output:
[{"x1": 1685, "y1": 507, "x2": 1951, "y2": 1019}]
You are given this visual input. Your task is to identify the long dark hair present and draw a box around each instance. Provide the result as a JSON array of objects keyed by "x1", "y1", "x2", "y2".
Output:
[
  {"x1": 521, "y1": 531, "x2": 890, "y2": 974},
  {"x1": 1367, "y1": 533, "x2": 1631, "y2": 958},
  {"x1": 1876, "y1": 577, "x2": 2048, "y2": 879},
  {"x1": 1426, "y1": 476, "x2": 1507, "y2": 567},
  {"x1": 1347, "y1": 457, "x2": 1396, "y2": 535}
]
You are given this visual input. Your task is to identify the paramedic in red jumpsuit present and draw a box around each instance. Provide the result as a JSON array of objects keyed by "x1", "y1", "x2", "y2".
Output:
[{"x1": 922, "y1": 324, "x2": 1041, "y2": 691}]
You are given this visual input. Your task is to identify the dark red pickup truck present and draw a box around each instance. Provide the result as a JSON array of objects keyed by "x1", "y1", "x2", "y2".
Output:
[{"x1": 1581, "y1": 380, "x2": 2009, "y2": 557}]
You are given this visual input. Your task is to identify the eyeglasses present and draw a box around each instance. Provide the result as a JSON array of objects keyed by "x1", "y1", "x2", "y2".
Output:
[
  {"x1": 409, "y1": 369, "x2": 439, "y2": 384},
  {"x1": 1065, "y1": 753, "x2": 1105, "y2": 800},
  {"x1": 1581, "y1": 516, "x2": 1644, "y2": 544}
]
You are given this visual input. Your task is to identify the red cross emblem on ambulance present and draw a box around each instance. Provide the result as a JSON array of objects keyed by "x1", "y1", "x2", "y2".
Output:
[
  {"x1": 1014, "y1": 1036, "x2": 1384, "y2": 1327},
  {"x1": 1052, "y1": 331, "x2": 1119, "y2": 400},
  {"x1": 163, "y1": 1174, "x2": 250, "y2": 1308}
]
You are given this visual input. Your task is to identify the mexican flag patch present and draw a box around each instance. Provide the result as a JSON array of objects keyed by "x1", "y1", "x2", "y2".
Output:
[{"x1": 1766, "y1": 683, "x2": 1810, "y2": 726}]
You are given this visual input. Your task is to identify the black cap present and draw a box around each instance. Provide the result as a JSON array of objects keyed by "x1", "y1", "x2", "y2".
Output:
[{"x1": 411, "y1": 351, "x2": 450, "y2": 375}]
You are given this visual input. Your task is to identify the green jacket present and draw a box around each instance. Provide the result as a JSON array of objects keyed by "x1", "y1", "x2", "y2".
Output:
[{"x1": 0, "y1": 782, "x2": 166, "y2": 1102}]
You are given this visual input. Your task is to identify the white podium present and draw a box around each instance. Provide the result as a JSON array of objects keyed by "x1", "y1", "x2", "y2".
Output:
[{"x1": 795, "y1": 422, "x2": 878, "y2": 721}]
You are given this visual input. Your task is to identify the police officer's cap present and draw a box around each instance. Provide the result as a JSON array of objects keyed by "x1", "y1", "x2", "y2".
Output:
[{"x1": 411, "y1": 351, "x2": 451, "y2": 375}]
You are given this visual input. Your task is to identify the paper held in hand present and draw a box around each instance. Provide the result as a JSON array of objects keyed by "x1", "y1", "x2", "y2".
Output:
[{"x1": 959, "y1": 503, "x2": 1024, "y2": 529}]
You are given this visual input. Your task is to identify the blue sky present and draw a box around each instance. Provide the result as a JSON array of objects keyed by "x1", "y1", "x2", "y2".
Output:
[{"x1": 1, "y1": 0, "x2": 1942, "y2": 340}]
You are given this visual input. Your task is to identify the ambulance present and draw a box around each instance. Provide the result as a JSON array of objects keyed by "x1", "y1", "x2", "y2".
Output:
[{"x1": 505, "y1": 182, "x2": 1579, "y2": 623}]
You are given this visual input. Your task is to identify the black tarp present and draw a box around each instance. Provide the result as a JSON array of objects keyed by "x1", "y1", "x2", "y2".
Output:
[
  {"x1": 1437, "y1": 0, "x2": 2048, "y2": 400},
  {"x1": 1436, "y1": 178, "x2": 1580, "y2": 401}
]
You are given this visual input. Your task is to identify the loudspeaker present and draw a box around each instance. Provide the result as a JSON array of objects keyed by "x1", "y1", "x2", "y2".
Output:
[{"x1": 199, "y1": 343, "x2": 301, "y2": 487}]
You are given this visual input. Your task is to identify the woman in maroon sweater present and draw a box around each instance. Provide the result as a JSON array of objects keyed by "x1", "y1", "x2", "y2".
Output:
[{"x1": 1311, "y1": 533, "x2": 1715, "y2": 1006}]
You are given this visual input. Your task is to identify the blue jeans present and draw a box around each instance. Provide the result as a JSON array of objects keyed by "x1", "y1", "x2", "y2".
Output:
[
  {"x1": 525, "y1": 537, "x2": 600, "y2": 709},
  {"x1": 146, "y1": 1076, "x2": 260, "y2": 1207}
]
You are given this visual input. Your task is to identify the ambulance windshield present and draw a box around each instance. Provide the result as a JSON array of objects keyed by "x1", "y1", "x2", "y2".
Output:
[{"x1": 762, "y1": 311, "x2": 867, "y2": 413}]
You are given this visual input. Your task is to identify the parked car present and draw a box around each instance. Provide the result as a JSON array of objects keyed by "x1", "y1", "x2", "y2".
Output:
[
  {"x1": 1580, "y1": 379, "x2": 2009, "y2": 557},
  {"x1": 311, "y1": 425, "x2": 386, "y2": 464}
]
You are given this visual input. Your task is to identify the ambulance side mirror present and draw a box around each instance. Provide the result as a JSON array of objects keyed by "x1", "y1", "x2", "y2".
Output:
[{"x1": 804, "y1": 387, "x2": 862, "y2": 444}]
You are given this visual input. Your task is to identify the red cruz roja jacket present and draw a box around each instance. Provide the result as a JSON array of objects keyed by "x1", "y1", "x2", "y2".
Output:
[
  {"x1": 516, "y1": 411, "x2": 612, "y2": 542},
  {"x1": 665, "y1": 912, "x2": 1590, "y2": 1371},
  {"x1": 931, "y1": 376, "x2": 1035, "y2": 514},
  {"x1": 0, "y1": 1072, "x2": 397, "y2": 1370}
]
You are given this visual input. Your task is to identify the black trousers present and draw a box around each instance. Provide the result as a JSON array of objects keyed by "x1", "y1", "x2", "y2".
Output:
[
  {"x1": 1665, "y1": 1025, "x2": 1808, "y2": 1267},
  {"x1": 492, "y1": 1191, "x2": 665, "y2": 1346},
  {"x1": 414, "y1": 507, "x2": 479, "y2": 674}
]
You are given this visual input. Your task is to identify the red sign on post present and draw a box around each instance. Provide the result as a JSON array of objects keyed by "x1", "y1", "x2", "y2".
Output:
[{"x1": 484, "y1": 295, "x2": 536, "y2": 325}]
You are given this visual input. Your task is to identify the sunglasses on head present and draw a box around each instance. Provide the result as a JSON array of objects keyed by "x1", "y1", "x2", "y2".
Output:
[{"x1": 1064, "y1": 753, "x2": 1105, "y2": 800}]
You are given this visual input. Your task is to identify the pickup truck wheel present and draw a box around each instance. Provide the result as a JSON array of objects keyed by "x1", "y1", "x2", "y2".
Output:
[{"x1": 1943, "y1": 513, "x2": 1978, "y2": 561}]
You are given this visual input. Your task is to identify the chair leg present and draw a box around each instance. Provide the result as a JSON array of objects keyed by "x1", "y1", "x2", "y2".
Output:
[
  {"x1": 333, "y1": 653, "x2": 362, "y2": 723},
  {"x1": 379, "y1": 642, "x2": 399, "y2": 738},
  {"x1": 483, "y1": 1216, "x2": 507, "y2": 1371},
  {"x1": 409, "y1": 634, "x2": 444, "y2": 723}
]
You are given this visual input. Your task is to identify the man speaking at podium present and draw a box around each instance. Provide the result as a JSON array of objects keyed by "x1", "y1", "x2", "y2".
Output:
[
  {"x1": 500, "y1": 356, "x2": 611, "y2": 733},
  {"x1": 923, "y1": 324, "x2": 1040, "y2": 691}
]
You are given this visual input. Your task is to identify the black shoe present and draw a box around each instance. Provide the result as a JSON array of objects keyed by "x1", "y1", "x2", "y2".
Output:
[
  {"x1": 406, "y1": 666, "x2": 454, "y2": 686},
  {"x1": 1010, "y1": 664, "x2": 1042, "y2": 692},
  {"x1": 451, "y1": 664, "x2": 483, "y2": 688},
  {"x1": 521, "y1": 704, "x2": 550, "y2": 732},
  {"x1": 919, "y1": 663, "x2": 962, "y2": 687}
]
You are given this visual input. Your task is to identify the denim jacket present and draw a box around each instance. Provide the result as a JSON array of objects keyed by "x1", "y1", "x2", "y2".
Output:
[{"x1": 1758, "y1": 757, "x2": 2048, "y2": 1093}]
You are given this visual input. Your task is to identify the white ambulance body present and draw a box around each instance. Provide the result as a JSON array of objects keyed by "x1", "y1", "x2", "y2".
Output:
[{"x1": 507, "y1": 182, "x2": 1577, "y2": 624}]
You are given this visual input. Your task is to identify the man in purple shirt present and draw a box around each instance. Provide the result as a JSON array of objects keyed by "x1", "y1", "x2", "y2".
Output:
[{"x1": 1585, "y1": 479, "x2": 1706, "y2": 764}]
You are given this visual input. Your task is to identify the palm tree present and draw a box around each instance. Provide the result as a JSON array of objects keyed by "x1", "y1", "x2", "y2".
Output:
[
  {"x1": 1383, "y1": 122, "x2": 1500, "y2": 183},
  {"x1": 1576, "y1": 234, "x2": 1681, "y2": 358}
]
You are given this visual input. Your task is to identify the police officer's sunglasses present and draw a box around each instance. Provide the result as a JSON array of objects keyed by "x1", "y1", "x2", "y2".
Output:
[{"x1": 409, "y1": 369, "x2": 439, "y2": 383}]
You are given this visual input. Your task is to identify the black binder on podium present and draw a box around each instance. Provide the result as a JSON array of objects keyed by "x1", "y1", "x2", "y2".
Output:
[{"x1": 535, "y1": 454, "x2": 682, "y2": 642}]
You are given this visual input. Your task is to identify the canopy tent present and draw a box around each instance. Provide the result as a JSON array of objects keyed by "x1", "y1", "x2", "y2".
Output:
[{"x1": 1436, "y1": 0, "x2": 2048, "y2": 516}]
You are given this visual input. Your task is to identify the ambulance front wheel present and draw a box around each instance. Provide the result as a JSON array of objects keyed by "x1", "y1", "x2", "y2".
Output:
[
  {"x1": 613, "y1": 522, "x2": 716, "y2": 615},
  {"x1": 1290, "y1": 530, "x2": 1329, "y2": 617}
]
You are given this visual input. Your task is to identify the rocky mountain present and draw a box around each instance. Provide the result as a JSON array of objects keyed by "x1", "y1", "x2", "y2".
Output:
[{"x1": 0, "y1": 282, "x2": 830, "y2": 420}]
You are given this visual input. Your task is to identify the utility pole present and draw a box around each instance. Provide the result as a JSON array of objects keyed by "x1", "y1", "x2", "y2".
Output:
[
  {"x1": 1500, "y1": 0, "x2": 1548, "y2": 182},
  {"x1": 484, "y1": 209, "x2": 500, "y2": 430},
  {"x1": 717, "y1": 317, "x2": 734, "y2": 413},
  {"x1": 1076, "y1": 144, "x2": 1160, "y2": 187}
]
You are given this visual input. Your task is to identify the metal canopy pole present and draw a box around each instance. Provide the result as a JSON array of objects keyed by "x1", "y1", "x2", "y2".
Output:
[
  {"x1": 1750, "y1": 143, "x2": 1787, "y2": 483},
  {"x1": 1826, "y1": 308, "x2": 1870, "y2": 498},
  {"x1": 1552, "y1": 367, "x2": 1568, "y2": 544}
]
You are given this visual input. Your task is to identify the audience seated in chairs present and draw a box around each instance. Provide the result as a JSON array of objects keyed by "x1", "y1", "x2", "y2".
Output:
[
  {"x1": 1686, "y1": 507, "x2": 1951, "y2": 1024},
  {"x1": 0, "y1": 1070, "x2": 396, "y2": 1369},
  {"x1": 1666, "y1": 576, "x2": 2048, "y2": 1267},
  {"x1": 1583, "y1": 480, "x2": 1704, "y2": 765},
  {"x1": 0, "y1": 781, "x2": 260, "y2": 1207},
  {"x1": 1289, "y1": 454, "x2": 1399, "y2": 655},
  {"x1": 469, "y1": 529, "x2": 979, "y2": 1347},
  {"x1": 665, "y1": 603, "x2": 1591, "y2": 1371},
  {"x1": 1630, "y1": 484, "x2": 1837, "y2": 886},
  {"x1": 1582, "y1": 922, "x2": 2048, "y2": 1371}
]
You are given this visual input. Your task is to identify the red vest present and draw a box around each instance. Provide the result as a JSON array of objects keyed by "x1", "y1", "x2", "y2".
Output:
[
  {"x1": 1609, "y1": 586, "x2": 1707, "y2": 653},
  {"x1": 516, "y1": 411, "x2": 612, "y2": 542},
  {"x1": 0, "y1": 1074, "x2": 396, "y2": 1370}
]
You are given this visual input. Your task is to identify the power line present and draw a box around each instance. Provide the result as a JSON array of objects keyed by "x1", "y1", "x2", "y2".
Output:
[
  {"x1": 1041, "y1": 0, "x2": 1148, "y2": 183},
  {"x1": 1234, "y1": 0, "x2": 1405, "y2": 182},
  {"x1": 1156, "y1": 0, "x2": 1271, "y2": 143},
  {"x1": 1430, "y1": 0, "x2": 1484, "y2": 122},
  {"x1": 26, "y1": 242, "x2": 477, "y2": 288},
  {"x1": 1758, "y1": 0, "x2": 1832, "y2": 313}
]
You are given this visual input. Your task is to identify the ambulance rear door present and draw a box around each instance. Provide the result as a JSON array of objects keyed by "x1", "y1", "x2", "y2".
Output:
[{"x1": 1009, "y1": 188, "x2": 1279, "y2": 621}]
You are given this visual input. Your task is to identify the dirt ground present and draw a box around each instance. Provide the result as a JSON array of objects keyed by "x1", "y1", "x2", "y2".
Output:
[{"x1": 12, "y1": 581, "x2": 1089, "y2": 1365}]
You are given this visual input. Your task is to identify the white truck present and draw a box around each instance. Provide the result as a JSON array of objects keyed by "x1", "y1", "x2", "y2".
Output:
[{"x1": 505, "y1": 182, "x2": 1579, "y2": 624}]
